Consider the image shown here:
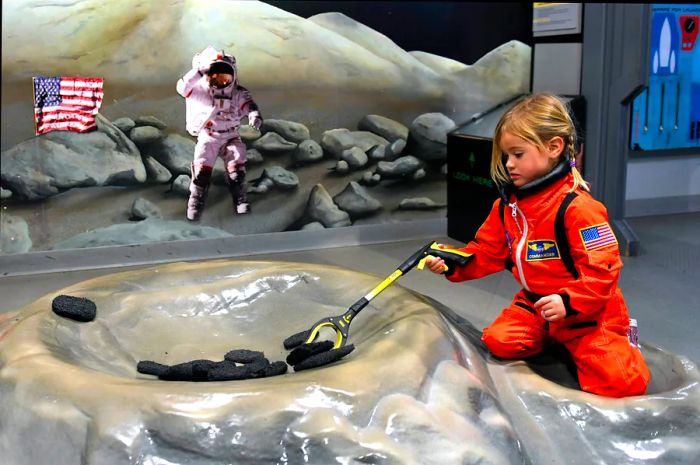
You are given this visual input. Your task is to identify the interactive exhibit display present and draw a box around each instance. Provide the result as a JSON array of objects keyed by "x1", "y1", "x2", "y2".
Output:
[
  {"x1": 630, "y1": 4, "x2": 700, "y2": 151},
  {"x1": 2, "y1": 3, "x2": 699, "y2": 464},
  {"x1": 1, "y1": 259, "x2": 699, "y2": 465}
]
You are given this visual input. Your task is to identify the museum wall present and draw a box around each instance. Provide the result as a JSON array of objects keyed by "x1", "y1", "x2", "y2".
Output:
[{"x1": 0, "y1": 0, "x2": 532, "y2": 255}]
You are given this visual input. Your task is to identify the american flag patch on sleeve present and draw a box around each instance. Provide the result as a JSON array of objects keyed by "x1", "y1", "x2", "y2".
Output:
[{"x1": 579, "y1": 223, "x2": 618, "y2": 251}]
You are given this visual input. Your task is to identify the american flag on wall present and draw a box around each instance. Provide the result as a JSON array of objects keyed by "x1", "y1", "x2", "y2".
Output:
[
  {"x1": 579, "y1": 223, "x2": 618, "y2": 251},
  {"x1": 33, "y1": 76, "x2": 104, "y2": 135}
]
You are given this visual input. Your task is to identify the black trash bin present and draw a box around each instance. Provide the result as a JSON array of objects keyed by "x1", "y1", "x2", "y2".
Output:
[{"x1": 446, "y1": 95, "x2": 585, "y2": 244}]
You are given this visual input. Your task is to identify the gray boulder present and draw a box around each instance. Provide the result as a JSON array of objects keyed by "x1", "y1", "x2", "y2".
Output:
[
  {"x1": 305, "y1": 184, "x2": 351, "y2": 228},
  {"x1": 145, "y1": 133, "x2": 195, "y2": 176},
  {"x1": 1, "y1": 188, "x2": 12, "y2": 199},
  {"x1": 134, "y1": 116, "x2": 167, "y2": 130},
  {"x1": 376, "y1": 156, "x2": 423, "y2": 179},
  {"x1": 333, "y1": 182, "x2": 382, "y2": 219},
  {"x1": 358, "y1": 115, "x2": 409, "y2": 142},
  {"x1": 406, "y1": 113, "x2": 455, "y2": 162},
  {"x1": 261, "y1": 166, "x2": 299, "y2": 190},
  {"x1": 143, "y1": 155, "x2": 172, "y2": 184},
  {"x1": 384, "y1": 138, "x2": 406, "y2": 161},
  {"x1": 293, "y1": 140, "x2": 324, "y2": 165},
  {"x1": 411, "y1": 168, "x2": 426, "y2": 181},
  {"x1": 239, "y1": 125, "x2": 262, "y2": 142},
  {"x1": 0, "y1": 214, "x2": 32, "y2": 254},
  {"x1": 341, "y1": 147, "x2": 368, "y2": 170},
  {"x1": 51, "y1": 219, "x2": 232, "y2": 249},
  {"x1": 398, "y1": 197, "x2": 446, "y2": 210},
  {"x1": 246, "y1": 148, "x2": 264, "y2": 165},
  {"x1": 129, "y1": 126, "x2": 165, "y2": 145},
  {"x1": 0, "y1": 115, "x2": 146, "y2": 200},
  {"x1": 131, "y1": 197, "x2": 162, "y2": 220},
  {"x1": 320, "y1": 129, "x2": 389, "y2": 159},
  {"x1": 335, "y1": 160, "x2": 350, "y2": 174},
  {"x1": 360, "y1": 171, "x2": 381, "y2": 186},
  {"x1": 172, "y1": 175, "x2": 191, "y2": 196},
  {"x1": 368, "y1": 145, "x2": 386, "y2": 161},
  {"x1": 252, "y1": 132, "x2": 298, "y2": 153},
  {"x1": 261, "y1": 119, "x2": 311, "y2": 144},
  {"x1": 250, "y1": 177, "x2": 274, "y2": 194},
  {"x1": 301, "y1": 221, "x2": 326, "y2": 231},
  {"x1": 112, "y1": 117, "x2": 136, "y2": 133}
]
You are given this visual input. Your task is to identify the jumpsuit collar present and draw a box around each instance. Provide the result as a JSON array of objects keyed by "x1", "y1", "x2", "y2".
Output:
[{"x1": 497, "y1": 159, "x2": 572, "y2": 202}]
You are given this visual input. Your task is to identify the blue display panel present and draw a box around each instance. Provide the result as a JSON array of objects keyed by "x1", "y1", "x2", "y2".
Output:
[{"x1": 630, "y1": 4, "x2": 700, "y2": 151}]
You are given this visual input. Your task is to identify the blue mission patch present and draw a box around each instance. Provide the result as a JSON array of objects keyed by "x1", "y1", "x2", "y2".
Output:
[{"x1": 526, "y1": 240, "x2": 560, "y2": 261}]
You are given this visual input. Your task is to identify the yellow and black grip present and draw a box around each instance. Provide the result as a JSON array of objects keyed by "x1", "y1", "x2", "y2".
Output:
[{"x1": 417, "y1": 242, "x2": 473, "y2": 274}]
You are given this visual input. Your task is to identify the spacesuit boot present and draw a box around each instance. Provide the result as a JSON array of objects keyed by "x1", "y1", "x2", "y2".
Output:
[
  {"x1": 187, "y1": 165, "x2": 213, "y2": 221},
  {"x1": 226, "y1": 168, "x2": 250, "y2": 214}
]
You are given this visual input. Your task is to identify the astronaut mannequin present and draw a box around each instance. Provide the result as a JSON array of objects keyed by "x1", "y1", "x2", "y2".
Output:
[{"x1": 176, "y1": 46, "x2": 262, "y2": 221}]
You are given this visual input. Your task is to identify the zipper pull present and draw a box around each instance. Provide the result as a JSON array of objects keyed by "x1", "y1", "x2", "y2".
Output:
[{"x1": 509, "y1": 202, "x2": 517, "y2": 218}]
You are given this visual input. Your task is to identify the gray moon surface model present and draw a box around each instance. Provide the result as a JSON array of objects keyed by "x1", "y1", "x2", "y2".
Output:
[{"x1": 0, "y1": 260, "x2": 699, "y2": 464}]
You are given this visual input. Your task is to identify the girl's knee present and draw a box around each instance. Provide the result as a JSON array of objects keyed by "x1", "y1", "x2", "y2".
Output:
[{"x1": 482, "y1": 330, "x2": 541, "y2": 359}]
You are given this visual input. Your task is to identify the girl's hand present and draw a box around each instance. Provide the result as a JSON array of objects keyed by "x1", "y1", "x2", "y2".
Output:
[
  {"x1": 425, "y1": 256, "x2": 447, "y2": 274},
  {"x1": 534, "y1": 294, "x2": 566, "y2": 322}
]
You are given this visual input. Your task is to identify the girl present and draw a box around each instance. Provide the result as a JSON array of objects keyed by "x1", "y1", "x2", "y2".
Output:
[{"x1": 426, "y1": 94, "x2": 649, "y2": 397}]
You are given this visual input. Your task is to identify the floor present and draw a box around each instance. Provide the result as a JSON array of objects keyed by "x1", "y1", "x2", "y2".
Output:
[{"x1": 1, "y1": 212, "x2": 698, "y2": 366}]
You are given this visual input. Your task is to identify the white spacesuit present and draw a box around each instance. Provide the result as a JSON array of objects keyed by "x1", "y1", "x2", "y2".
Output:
[{"x1": 176, "y1": 46, "x2": 262, "y2": 221}]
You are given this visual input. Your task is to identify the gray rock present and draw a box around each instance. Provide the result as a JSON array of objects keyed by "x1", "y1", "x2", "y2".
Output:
[
  {"x1": 112, "y1": 117, "x2": 136, "y2": 133},
  {"x1": 146, "y1": 133, "x2": 195, "y2": 176},
  {"x1": 0, "y1": 115, "x2": 146, "y2": 200},
  {"x1": 246, "y1": 148, "x2": 264, "y2": 165},
  {"x1": 130, "y1": 126, "x2": 165, "y2": 145},
  {"x1": 293, "y1": 140, "x2": 324, "y2": 164},
  {"x1": 143, "y1": 156, "x2": 172, "y2": 184},
  {"x1": 384, "y1": 138, "x2": 406, "y2": 161},
  {"x1": 320, "y1": 129, "x2": 389, "y2": 159},
  {"x1": 300, "y1": 221, "x2": 326, "y2": 231},
  {"x1": 407, "y1": 113, "x2": 455, "y2": 162},
  {"x1": 398, "y1": 197, "x2": 446, "y2": 210},
  {"x1": 333, "y1": 182, "x2": 382, "y2": 219},
  {"x1": 340, "y1": 147, "x2": 368, "y2": 170},
  {"x1": 411, "y1": 168, "x2": 426, "y2": 180},
  {"x1": 368, "y1": 145, "x2": 386, "y2": 161},
  {"x1": 261, "y1": 119, "x2": 311, "y2": 144},
  {"x1": 262, "y1": 166, "x2": 299, "y2": 190},
  {"x1": 172, "y1": 174, "x2": 191, "y2": 196},
  {"x1": 239, "y1": 125, "x2": 262, "y2": 142},
  {"x1": 131, "y1": 197, "x2": 162, "y2": 220},
  {"x1": 376, "y1": 156, "x2": 423, "y2": 179},
  {"x1": 335, "y1": 160, "x2": 350, "y2": 174},
  {"x1": 1, "y1": 188, "x2": 12, "y2": 199},
  {"x1": 0, "y1": 214, "x2": 32, "y2": 254},
  {"x1": 250, "y1": 177, "x2": 274, "y2": 194},
  {"x1": 96, "y1": 114, "x2": 140, "y2": 155},
  {"x1": 51, "y1": 219, "x2": 232, "y2": 249},
  {"x1": 358, "y1": 115, "x2": 409, "y2": 142},
  {"x1": 305, "y1": 184, "x2": 351, "y2": 228},
  {"x1": 134, "y1": 115, "x2": 167, "y2": 130},
  {"x1": 252, "y1": 132, "x2": 298, "y2": 153},
  {"x1": 360, "y1": 171, "x2": 381, "y2": 186}
]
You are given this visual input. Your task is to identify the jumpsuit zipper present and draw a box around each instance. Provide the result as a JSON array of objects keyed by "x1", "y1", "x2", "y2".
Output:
[{"x1": 509, "y1": 202, "x2": 531, "y2": 291}]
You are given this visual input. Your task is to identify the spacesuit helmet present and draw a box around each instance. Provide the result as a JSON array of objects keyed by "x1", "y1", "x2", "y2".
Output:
[{"x1": 207, "y1": 59, "x2": 235, "y2": 89}]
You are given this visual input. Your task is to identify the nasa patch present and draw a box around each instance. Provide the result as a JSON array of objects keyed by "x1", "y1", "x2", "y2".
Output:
[{"x1": 526, "y1": 240, "x2": 560, "y2": 261}]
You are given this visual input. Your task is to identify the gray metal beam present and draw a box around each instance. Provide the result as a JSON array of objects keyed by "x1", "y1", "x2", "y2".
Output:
[{"x1": 580, "y1": 3, "x2": 651, "y2": 256}]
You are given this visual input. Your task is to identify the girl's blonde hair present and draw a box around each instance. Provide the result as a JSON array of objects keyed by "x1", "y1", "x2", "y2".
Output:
[{"x1": 490, "y1": 93, "x2": 589, "y2": 192}]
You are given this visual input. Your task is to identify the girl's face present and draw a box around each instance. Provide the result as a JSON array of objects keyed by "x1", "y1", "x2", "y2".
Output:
[{"x1": 499, "y1": 131, "x2": 563, "y2": 187}]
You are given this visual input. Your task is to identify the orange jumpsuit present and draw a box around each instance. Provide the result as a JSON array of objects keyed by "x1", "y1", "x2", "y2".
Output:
[{"x1": 447, "y1": 169, "x2": 650, "y2": 397}]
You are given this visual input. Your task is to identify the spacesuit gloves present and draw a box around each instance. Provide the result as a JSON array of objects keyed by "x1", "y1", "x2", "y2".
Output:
[{"x1": 248, "y1": 111, "x2": 263, "y2": 131}]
